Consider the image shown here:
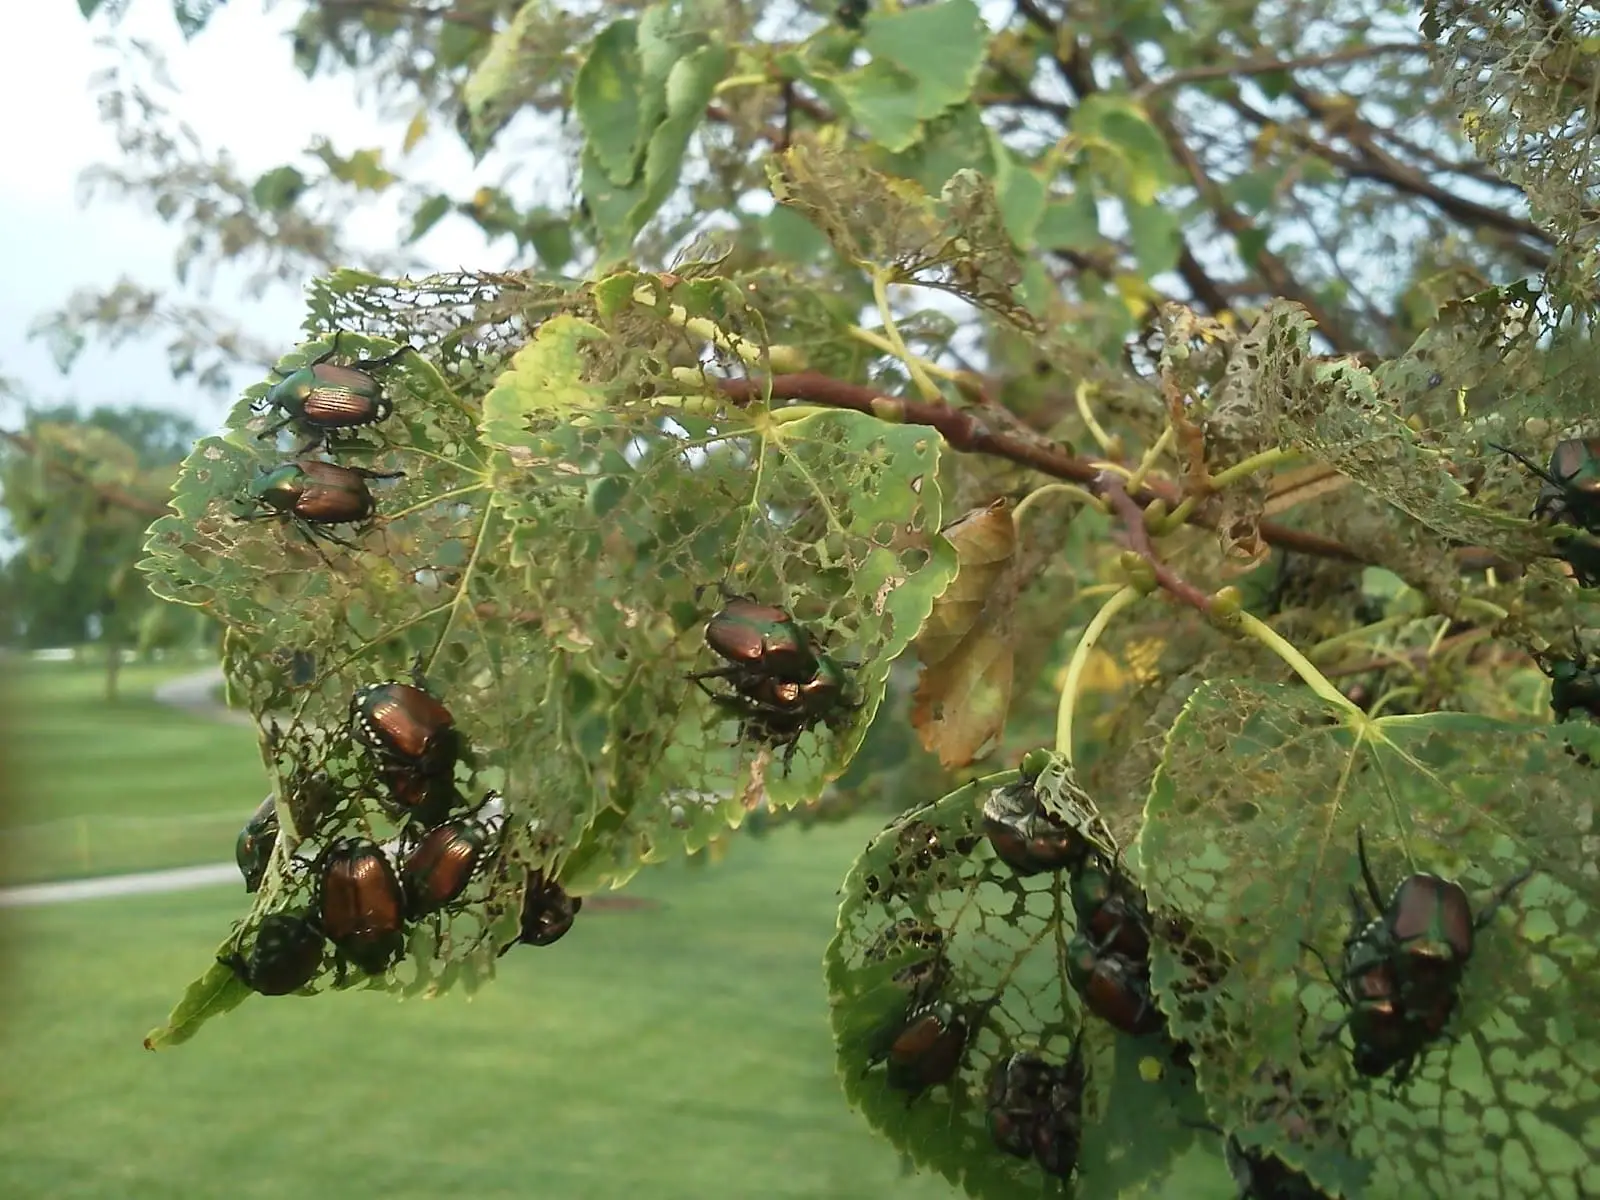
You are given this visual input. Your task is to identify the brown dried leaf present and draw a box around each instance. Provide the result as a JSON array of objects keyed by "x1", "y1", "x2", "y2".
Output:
[
  {"x1": 910, "y1": 613, "x2": 1015, "y2": 768},
  {"x1": 910, "y1": 498, "x2": 1020, "y2": 767},
  {"x1": 913, "y1": 498, "x2": 1017, "y2": 667}
]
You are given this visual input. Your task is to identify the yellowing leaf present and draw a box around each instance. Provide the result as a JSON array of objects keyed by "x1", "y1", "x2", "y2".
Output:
[
  {"x1": 914, "y1": 498, "x2": 1016, "y2": 666},
  {"x1": 911, "y1": 499, "x2": 1018, "y2": 767},
  {"x1": 402, "y1": 109, "x2": 430, "y2": 155}
]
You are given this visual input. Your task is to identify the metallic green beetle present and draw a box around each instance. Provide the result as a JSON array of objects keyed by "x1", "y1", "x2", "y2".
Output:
[
  {"x1": 234, "y1": 794, "x2": 280, "y2": 893},
  {"x1": 255, "y1": 332, "x2": 412, "y2": 453},
  {"x1": 239, "y1": 460, "x2": 402, "y2": 550}
]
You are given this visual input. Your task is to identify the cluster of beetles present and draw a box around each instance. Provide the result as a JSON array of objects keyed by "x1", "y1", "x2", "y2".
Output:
[
  {"x1": 849, "y1": 753, "x2": 1535, "y2": 1192},
  {"x1": 228, "y1": 671, "x2": 583, "y2": 993}
]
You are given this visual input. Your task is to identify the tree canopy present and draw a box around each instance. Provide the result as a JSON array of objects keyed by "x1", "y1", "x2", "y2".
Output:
[{"x1": 27, "y1": 1, "x2": 1600, "y2": 1197}]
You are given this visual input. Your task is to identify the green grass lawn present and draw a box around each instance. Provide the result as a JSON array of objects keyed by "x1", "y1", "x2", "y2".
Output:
[
  {"x1": 0, "y1": 822, "x2": 962, "y2": 1200},
  {"x1": 1, "y1": 661, "x2": 267, "y2": 885},
  {"x1": 0, "y1": 662, "x2": 957, "y2": 1197}
]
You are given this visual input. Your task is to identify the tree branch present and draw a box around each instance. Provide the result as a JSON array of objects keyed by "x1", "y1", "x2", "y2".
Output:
[
  {"x1": 0, "y1": 430, "x2": 169, "y2": 519},
  {"x1": 1102, "y1": 474, "x2": 1215, "y2": 614},
  {"x1": 1132, "y1": 44, "x2": 1433, "y2": 100},
  {"x1": 713, "y1": 373, "x2": 1367, "y2": 563}
]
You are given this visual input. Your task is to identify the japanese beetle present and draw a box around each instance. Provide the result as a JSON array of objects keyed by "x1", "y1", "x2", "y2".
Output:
[
  {"x1": 1066, "y1": 932, "x2": 1163, "y2": 1036},
  {"x1": 982, "y1": 781, "x2": 1091, "y2": 876},
  {"x1": 985, "y1": 1052, "x2": 1053, "y2": 1158},
  {"x1": 378, "y1": 765, "x2": 463, "y2": 828},
  {"x1": 695, "y1": 651, "x2": 859, "y2": 772},
  {"x1": 222, "y1": 912, "x2": 325, "y2": 995},
  {"x1": 235, "y1": 794, "x2": 280, "y2": 893},
  {"x1": 1540, "y1": 654, "x2": 1600, "y2": 723},
  {"x1": 350, "y1": 680, "x2": 459, "y2": 778},
  {"x1": 500, "y1": 869, "x2": 583, "y2": 952},
  {"x1": 1071, "y1": 851, "x2": 1152, "y2": 960},
  {"x1": 1224, "y1": 1137, "x2": 1332, "y2": 1200},
  {"x1": 255, "y1": 331, "x2": 411, "y2": 452},
  {"x1": 883, "y1": 1000, "x2": 968, "y2": 1096},
  {"x1": 314, "y1": 838, "x2": 407, "y2": 976},
  {"x1": 402, "y1": 814, "x2": 496, "y2": 916},
  {"x1": 1344, "y1": 829, "x2": 1531, "y2": 1004},
  {"x1": 1033, "y1": 1039, "x2": 1088, "y2": 1181},
  {"x1": 238, "y1": 460, "x2": 402, "y2": 550},
  {"x1": 1495, "y1": 437, "x2": 1600, "y2": 530},
  {"x1": 701, "y1": 595, "x2": 819, "y2": 683}
]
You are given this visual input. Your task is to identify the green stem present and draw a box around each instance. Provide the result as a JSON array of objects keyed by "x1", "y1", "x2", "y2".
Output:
[
  {"x1": 1125, "y1": 425, "x2": 1174, "y2": 494},
  {"x1": 1055, "y1": 586, "x2": 1143, "y2": 763},
  {"x1": 1455, "y1": 596, "x2": 1509, "y2": 622},
  {"x1": 1208, "y1": 447, "x2": 1298, "y2": 491},
  {"x1": 1152, "y1": 495, "x2": 1198, "y2": 533},
  {"x1": 635, "y1": 285, "x2": 765, "y2": 367},
  {"x1": 1012, "y1": 482, "x2": 1103, "y2": 524},
  {"x1": 1306, "y1": 615, "x2": 1414, "y2": 662},
  {"x1": 847, "y1": 325, "x2": 964, "y2": 384},
  {"x1": 870, "y1": 270, "x2": 942, "y2": 403},
  {"x1": 1074, "y1": 381, "x2": 1117, "y2": 456},
  {"x1": 1234, "y1": 612, "x2": 1367, "y2": 719}
]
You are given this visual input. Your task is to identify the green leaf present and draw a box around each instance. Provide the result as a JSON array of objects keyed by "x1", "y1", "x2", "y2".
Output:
[
  {"x1": 860, "y1": 0, "x2": 987, "y2": 114},
  {"x1": 1125, "y1": 200, "x2": 1182, "y2": 277},
  {"x1": 760, "y1": 205, "x2": 830, "y2": 263},
  {"x1": 460, "y1": 0, "x2": 554, "y2": 155},
  {"x1": 1139, "y1": 681, "x2": 1600, "y2": 1199},
  {"x1": 827, "y1": 765, "x2": 1233, "y2": 1198},
  {"x1": 1035, "y1": 192, "x2": 1100, "y2": 251},
  {"x1": 833, "y1": 60, "x2": 925, "y2": 152},
  {"x1": 406, "y1": 194, "x2": 453, "y2": 244},
  {"x1": 143, "y1": 960, "x2": 251, "y2": 1050},
  {"x1": 574, "y1": 19, "x2": 647, "y2": 186},
  {"x1": 251, "y1": 166, "x2": 306, "y2": 213},
  {"x1": 479, "y1": 276, "x2": 957, "y2": 891},
  {"x1": 1227, "y1": 167, "x2": 1283, "y2": 216},
  {"x1": 1075, "y1": 96, "x2": 1174, "y2": 206},
  {"x1": 993, "y1": 152, "x2": 1048, "y2": 249},
  {"x1": 829, "y1": 0, "x2": 989, "y2": 152},
  {"x1": 880, "y1": 104, "x2": 995, "y2": 193}
]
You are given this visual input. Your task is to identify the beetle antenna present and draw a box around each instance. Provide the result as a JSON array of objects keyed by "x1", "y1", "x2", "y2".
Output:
[
  {"x1": 1355, "y1": 827, "x2": 1385, "y2": 912},
  {"x1": 1297, "y1": 939, "x2": 1350, "y2": 1001},
  {"x1": 1475, "y1": 866, "x2": 1535, "y2": 931},
  {"x1": 1490, "y1": 442, "x2": 1562, "y2": 489}
]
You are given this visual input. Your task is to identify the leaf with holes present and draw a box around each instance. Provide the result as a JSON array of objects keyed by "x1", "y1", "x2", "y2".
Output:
[
  {"x1": 478, "y1": 274, "x2": 957, "y2": 890},
  {"x1": 1138, "y1": 679, "x2": 1600, "y2": 1199},
  {"x1": 136, "y1": 272, "x2": 613, "y2": 1044},
  {"x1": 827, "y1": 762, "x2": 1234, "y2": 1198}
]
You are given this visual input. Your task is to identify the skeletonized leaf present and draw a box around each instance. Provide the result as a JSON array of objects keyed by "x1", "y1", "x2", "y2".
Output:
[
  {"x1": 828, "y1": 763, "x2": 1233, "y2": 1198},
  {"x1": 1138, "y1": 680, "x2": 1600, "y2": 1199}
]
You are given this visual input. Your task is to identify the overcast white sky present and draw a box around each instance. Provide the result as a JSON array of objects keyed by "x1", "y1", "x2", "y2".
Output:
[{"x1": 0, "y1": 2, "x2": 503, "y2": 433}]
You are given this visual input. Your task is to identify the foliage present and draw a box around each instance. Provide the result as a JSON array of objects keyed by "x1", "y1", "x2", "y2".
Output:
[
  {"x1": 0, "y1": 405, "x2": 207, "y2": 674},
  {"x1": 33, "y1": 0, "x2": 1600, "y2": 1197}
]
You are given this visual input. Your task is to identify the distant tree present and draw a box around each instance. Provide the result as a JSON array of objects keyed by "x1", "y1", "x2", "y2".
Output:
[{"x1": 0, "y1": 403, "x2": 206, "y2": 696}]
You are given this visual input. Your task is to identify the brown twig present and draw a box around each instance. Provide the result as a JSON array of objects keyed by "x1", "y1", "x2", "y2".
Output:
[
  {"x1": 1132, "y1": 44, "x2": 1433, "y2": 99},
  {"x1": 713, "y1": 373, "x2": 1367, "y2": 563},
  {"x1": 1101, "y1": 474, "x2": 1215, "y2": 614},
  {"x1": 0, "y1": 429, "x2": 168, "y2": 519}
]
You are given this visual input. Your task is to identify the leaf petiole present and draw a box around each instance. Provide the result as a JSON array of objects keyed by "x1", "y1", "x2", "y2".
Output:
[
  {"x1": 870, "y1": 268, "x2": 943, "y2": 403},
  {"x1": 1055, "y1": 585, "x2": 1143, "y2": 762},
  {"x1": 1232, "y1": 611, "x2": 1368, "y2": 720},
  {"x1": 1011, "y1": 482, "x2": 1103, "y2": 524}
]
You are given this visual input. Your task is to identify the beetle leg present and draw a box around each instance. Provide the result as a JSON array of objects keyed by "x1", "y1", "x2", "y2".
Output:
[
  {"x1": 291, "y1": 431, "x2": 328, "y2": 457},
  {"x1": 353, "y1": 466, "x2": 407, "y2": 481},
  {"x1": 1474, "y1": 865, "x2": 1535, "y2": 931},
  {"x1": 1354, "y1": 827, "x2": 1386, "y2": 912},
  {"x1": 311, "y1": 330, "x2": 344, "y2": 367},
  {"x1": 350, "y1": 342, "x2": 415, "y2": 371},
  {"x1": 256, "y1": 415, "x2": 296, "y2": 441},
  {"x1": 1298, "y1": 939, "x2": 1353, "y2": 1004}
]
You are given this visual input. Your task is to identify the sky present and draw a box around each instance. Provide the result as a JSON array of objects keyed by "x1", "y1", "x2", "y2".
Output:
[{"x1": 0, "y1": 2, "x2": 501, "y2": 434}]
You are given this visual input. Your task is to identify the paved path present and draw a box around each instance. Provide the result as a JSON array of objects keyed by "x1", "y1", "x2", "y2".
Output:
[
  {"x1": 152, "y1": 666, "x2": 256, "y2": 727},
  {"x1": 0, "y1": 864, "x2": 240, "y2": 909},
  {"x1": 1, "y1": 667, "x2": 246, "y2": 909}
]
